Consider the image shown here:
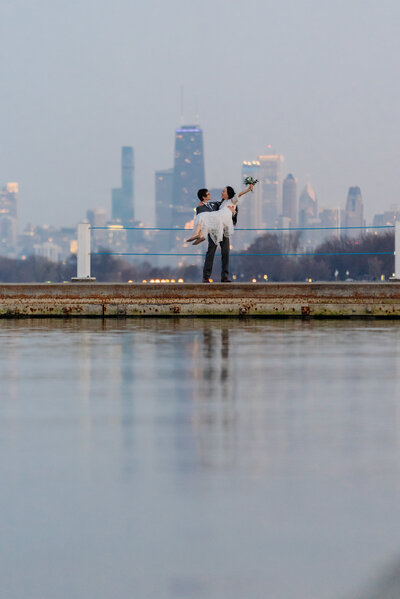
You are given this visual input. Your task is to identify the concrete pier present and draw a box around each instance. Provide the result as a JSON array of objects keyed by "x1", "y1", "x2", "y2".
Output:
[{"x1": 1, "y1": 282, "x2": 400, "y2": 317}]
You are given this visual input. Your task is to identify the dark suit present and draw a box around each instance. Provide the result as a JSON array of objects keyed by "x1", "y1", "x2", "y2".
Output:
[{"x1": 196, "y1": 201, "x2": 238, "y2": 281}]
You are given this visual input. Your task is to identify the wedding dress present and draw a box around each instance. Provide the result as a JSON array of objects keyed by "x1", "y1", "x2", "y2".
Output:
[{"x1": 193, "y1": 199, "x2": 237, "y2": 245}]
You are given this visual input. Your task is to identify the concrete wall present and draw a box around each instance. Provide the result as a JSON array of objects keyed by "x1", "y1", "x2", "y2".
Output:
[{"x1": 1, "y1": 282, "x2": 400, "y2": 317}]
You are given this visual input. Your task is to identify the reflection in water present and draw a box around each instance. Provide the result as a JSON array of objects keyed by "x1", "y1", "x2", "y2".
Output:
[
  {"x1": 1, "y1": 319, "x2": 400, "y2": 599},
  {"x1": 2, "y1": 318, "x2": 400, "y2": 482},
  {"x1": 193, "y1": 325, "x2": 237, "y2": 470}
]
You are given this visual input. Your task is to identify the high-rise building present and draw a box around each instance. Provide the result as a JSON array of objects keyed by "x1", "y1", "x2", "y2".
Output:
[
  {"x1": 373, "y1": 209, "x2": 400, "y2": 227},
  {"x1": 319, "y1": 207, "x2": 340, "y2": 229},
  {"x1": 282, "y1": 174, "x2": 297, "y2": 227},
  {"x1": 87, "y1": 207, "x2": 108, "y2": 251},
  {"x1": 0, "y1": 182, "x2": 18, "y2": 218},
  {"x1": 155, "y1": 168, "x2": 174, "y2": 229},
  {"x1": 112, "y1": 146, "x2": 134, "y2": 223},
  {"x1": 171, "y1": 124, "x2": 205, "y2": 228},
  {"x1": 320, "y1": 207, "x2": 341, "y2": 241},
  {"x1": 344, "y1": 187, "x2": 364, "y2": 236},
  {"x1": 298, "y1": 183, "x2": 318, "y2": 227},
  {"x1": 238, "y1": 161, "x2": 262, "y2": 247},
  {"x1": 33, "y1": 241, "x2": 61, "y2": 263},
  {"x1": 86, "y1": 207, "x2": 107, "y2": 228},
  {"x1": 0, "y1": 182, "x2": 18, "y2": 255},
  {"x1": 258, "y1": 152, "x2": 284, "y2": 227},
  {"x1": 155, "y1": 168, "x2": 174, "y2": 252},
  {"x1": 297, "y1": 183, "x2": 319, "y2": 249}
]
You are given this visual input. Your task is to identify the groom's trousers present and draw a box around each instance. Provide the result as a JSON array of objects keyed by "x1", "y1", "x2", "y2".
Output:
[{"x1": 203, "y1": 234, "x2": 229, "y2": 281}]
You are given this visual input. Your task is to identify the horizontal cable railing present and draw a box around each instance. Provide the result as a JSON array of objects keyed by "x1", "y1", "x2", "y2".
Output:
[
  {"x1": 93, "y1": 251, "x2": 394, "y2": 257},
  {"x1": 91, "y1": 225, "x2": 395, "y2": 258},
  {"x1": 72, "y1": 222, "x2": 400, "y2": 281},
  {"x1": 91, "y1": 225, "x2": 394, "y2": 232}
]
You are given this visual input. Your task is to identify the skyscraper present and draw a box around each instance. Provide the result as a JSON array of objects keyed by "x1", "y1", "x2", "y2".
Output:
[
  {"x1": 155, "y1": 168, "x2": 174, "y2": 229},
  {"x1": 112, "y1": 146, "x2": 134, "y2": 223},
  {"x1": 171, "y1": 124, "x2": 205, "y2": 228},
  {"x1": 320, "y1": 207, "x2": 341, "y2": 241},
  {"x1": 239, "y1": 161, "x2": 262, "y2": 247},
  {"x1": 86, "y1": 207, "x2": 107, "y2": 228},
  {"x1": 87, "y1": 207, "x2": 108, "y2": 251},
  {"x1": 344, "y1": 186, "x2": 364, "y2": 236},
  {"x1": 155, "y1": 168, "x2": 174, "y2": 252},
  {"x1": 298, "y1": 183, "x2": 318, "y2": 227},
  {"x1": 0, "y1": 182, "x2": 18, "y2": 255},
  {"x1": 282, "y1": 174, "x2": 297, "y2": 227},
  {"x1": 258, "y1": 152, "x2": 284, "y2": 227}
]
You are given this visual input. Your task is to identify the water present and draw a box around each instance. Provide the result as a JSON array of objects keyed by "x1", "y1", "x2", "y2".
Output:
[{"x1": 1, "y1": 318, "x2": 400, "y2": 599}]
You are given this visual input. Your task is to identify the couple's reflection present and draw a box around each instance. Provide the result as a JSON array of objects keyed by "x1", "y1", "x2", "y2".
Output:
[
  {"x1": 191, "y1": 323, "x2": 238, "y2": 470},
  {"x1": 81, "y1": 320, "x2": 236, "y2": 476},
  {"x1": 201, "y1": 325, "x2": 230, "y2": 386}
]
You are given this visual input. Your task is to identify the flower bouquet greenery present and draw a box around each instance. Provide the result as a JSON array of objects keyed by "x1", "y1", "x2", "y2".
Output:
[{"x1": 243, "y1": 176, "x2": 259, "y2": 186}]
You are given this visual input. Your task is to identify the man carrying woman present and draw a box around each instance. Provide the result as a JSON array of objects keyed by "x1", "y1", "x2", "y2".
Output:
[{"x1": 186, "y1": 184, "x2": 254, "y2": 283}]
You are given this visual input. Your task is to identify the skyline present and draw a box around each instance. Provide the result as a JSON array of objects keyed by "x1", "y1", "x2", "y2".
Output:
[
  {"x1": 1, "y1": 0, "x2": 400, "y2": 227},
  {"x1": 1, "y1": 137, "x2": 396, "y2": 235}
]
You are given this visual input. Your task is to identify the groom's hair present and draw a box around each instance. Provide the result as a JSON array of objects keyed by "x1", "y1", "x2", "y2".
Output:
[{"x1": 197, "y1": 188, "x2": 208, "y2": 201}]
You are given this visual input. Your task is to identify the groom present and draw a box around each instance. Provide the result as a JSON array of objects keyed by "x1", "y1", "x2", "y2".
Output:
[{"x1": 196, "y1": 188, "x2": 238, "y2": 283}]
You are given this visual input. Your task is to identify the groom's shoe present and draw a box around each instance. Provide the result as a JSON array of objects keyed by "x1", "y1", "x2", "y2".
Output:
[
  {"x1": 221, "y1": 277, "x2": 232, "y2": 282},
  {"x1": 202, "y1": 278, "x2": 211, "y2": 283}
]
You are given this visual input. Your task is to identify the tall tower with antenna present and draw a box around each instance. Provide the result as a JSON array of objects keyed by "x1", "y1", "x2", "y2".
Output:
[{"x1": 171, "y1": 121, "x2": 206, "y2": 228}]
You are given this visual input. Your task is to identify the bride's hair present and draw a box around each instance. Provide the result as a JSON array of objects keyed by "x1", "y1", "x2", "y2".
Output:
[{"x1": 226, "y1": 186, "x2": 235, "y2": 199}]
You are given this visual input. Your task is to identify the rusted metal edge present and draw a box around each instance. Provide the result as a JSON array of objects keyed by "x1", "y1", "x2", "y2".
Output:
[{"x1": 0, "y1": 283, "x2": 400, "y2": 318}]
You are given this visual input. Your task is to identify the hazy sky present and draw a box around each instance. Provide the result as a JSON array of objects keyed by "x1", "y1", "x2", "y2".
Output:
[{"x1": 1, "y1": 0, "x2": 400, "y2": 227}]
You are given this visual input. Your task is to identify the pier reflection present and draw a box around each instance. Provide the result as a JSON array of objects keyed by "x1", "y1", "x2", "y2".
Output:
[
  {"x1": 2, "y1": 318, "x2": 400, "y2": 485},
  {"x1": 60, "y1": 318, "x2": 400, "y2": 485}
]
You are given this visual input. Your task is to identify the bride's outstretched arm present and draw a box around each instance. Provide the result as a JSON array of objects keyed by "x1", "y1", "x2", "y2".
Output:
[{"x1": 238, "y1": 184, "x2": 254, "y2": 199}]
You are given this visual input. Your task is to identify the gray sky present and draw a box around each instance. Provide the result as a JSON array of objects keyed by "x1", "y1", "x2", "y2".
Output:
[{"x1": 1, "y1": 0, "x2": 400, "y2": 227}]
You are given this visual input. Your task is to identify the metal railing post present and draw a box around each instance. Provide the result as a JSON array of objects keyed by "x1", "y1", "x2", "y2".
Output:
[{"x1": 71, "y1": 223, "x2": 96, "y2": 281}]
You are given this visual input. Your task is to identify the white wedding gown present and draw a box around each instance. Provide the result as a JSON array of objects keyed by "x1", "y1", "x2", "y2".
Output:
[{"x1": 194, "y1": 199, "x2": 237, "y2": 245}]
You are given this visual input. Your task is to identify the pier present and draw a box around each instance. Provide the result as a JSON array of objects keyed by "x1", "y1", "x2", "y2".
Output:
[{"x1": 1, "y1": 282, "x2": 400, "y2": 317}]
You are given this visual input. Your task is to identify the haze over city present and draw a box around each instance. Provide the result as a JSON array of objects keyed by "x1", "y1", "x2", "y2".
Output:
[{"x1": 1, "y1": 0, "x2": 400, "y2": 228}]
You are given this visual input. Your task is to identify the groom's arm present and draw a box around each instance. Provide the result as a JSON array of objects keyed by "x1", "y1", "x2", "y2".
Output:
[
  {"x1": 211, "y1": 199, "x2": 238, "y2": 224},
  {"x1": 196, "y1": 204, "x2": 210, "y2": 215}
]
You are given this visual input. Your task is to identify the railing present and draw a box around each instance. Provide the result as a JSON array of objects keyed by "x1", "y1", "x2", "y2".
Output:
[{"x1": 71, "y1": 222, "x2": 400, "y2": 281}]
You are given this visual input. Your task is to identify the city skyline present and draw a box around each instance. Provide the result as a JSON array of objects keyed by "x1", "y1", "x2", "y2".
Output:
[
  {"x1": 0, "y1": 148, "x2": 393, "y2": 270},
  {"x1": 1, "y1": 0, "x2": 400, "y2": 229},
  {"x1": 3, "y1": 123, "x2": 395, "y2": 231},
  {"x1": 0, "y1": 129, "x2": 394, "y2": 263}
]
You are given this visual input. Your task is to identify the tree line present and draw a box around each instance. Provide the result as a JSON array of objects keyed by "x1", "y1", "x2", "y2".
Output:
[
  {"x1": 232, "y1": 231, "x2": 394, "y2": 282},
  {"x1": 0, "y1": 232, "x2": 394, "y2": 282}
]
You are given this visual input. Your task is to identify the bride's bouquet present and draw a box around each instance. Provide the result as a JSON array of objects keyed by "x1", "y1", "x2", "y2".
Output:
[{"x1": 243, "y1": 176, "x2": 258, "y2": 186}]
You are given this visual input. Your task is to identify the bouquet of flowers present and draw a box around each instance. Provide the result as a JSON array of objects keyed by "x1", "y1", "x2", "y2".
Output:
[{"x1": 243, "y1": 176, "x2": 259, "y2": 186}]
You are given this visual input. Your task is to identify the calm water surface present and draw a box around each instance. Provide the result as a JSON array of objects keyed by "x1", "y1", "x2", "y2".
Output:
[{"x1": 1, "y1": 318, "x2": 400, "y2": 599}]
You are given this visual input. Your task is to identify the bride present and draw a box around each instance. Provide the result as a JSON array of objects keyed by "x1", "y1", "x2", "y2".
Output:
[{"x1": 186, "y1": 183, "x2": 254, "y2": 245}]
